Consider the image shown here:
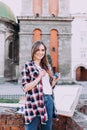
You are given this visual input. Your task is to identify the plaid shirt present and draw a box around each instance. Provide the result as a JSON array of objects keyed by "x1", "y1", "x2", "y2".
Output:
[{"x1": 21, "y1": 60, "x2": 48, "y2": 124}]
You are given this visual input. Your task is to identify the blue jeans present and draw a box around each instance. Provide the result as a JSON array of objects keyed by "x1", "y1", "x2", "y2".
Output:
[{"x1": 25, "y1": 95, "x2": 53, "y2": 130}]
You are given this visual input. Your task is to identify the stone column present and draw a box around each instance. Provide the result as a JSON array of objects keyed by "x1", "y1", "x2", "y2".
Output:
[
  {"x1": 58, "y1": 33, "x2": 72, "y2": 82},
  {"x1": 18, "y1": 32, "x2": 33, "y2": 83},
  {"x1": 42, "y1": 0, "x2": 49, "y2": 16},
  {"x1": 42, "y1": 30, "x2": 50, "y2": 54},
  {"x1": 0, "y1": 32, "x2": 5, "y2": 82}
]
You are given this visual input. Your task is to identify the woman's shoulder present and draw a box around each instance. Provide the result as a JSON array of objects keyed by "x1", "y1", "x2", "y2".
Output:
[{"x1": 24, "y1": 60, "x2": 34, "y2": 67}]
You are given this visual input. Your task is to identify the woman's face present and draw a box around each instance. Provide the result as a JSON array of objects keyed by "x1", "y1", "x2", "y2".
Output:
[{"x1": 34, "y1": 44, "x2": 45, "y2": 61}]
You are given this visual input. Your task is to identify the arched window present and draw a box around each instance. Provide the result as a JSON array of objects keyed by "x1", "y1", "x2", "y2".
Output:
[
  {"x1": 33, "y1": 29, "x2": 42, "y2": 43},
  {"x1": 49, "y1": 0, "x2": 59, "y2": 16},
  {"x1": 50, "y1": 29, "x2": 58, "y2": 72},
  {"x1": 33, "y1": 0, "x2": 42, "y2": 16}
]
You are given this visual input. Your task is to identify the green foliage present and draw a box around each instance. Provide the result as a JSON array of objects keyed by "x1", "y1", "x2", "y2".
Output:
[{"x1": 0, "y1": 98, "x2": 19, "y2": 103}]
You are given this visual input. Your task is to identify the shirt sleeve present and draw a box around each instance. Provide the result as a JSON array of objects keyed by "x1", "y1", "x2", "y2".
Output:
[{"x1": 21, "y1": 63, "x2": 31, "y2": 87}]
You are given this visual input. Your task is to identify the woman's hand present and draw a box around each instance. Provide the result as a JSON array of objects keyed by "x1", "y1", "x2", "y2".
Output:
[
  {"x1": 52, "y1": 76, "x2": 59, "y2": 88},
  {"x1": 23, "y1": 70, "x2": 46, "y2": 92}
]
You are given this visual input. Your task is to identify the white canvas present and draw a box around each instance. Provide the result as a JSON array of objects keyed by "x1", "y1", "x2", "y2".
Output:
[{"x1": 53, "y1": 85, "x2": 83, "y2": 117}]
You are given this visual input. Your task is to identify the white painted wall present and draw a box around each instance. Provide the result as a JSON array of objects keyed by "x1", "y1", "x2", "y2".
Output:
[{"x1": 71, "y1": 17, "x2": 87, "y2": 80}]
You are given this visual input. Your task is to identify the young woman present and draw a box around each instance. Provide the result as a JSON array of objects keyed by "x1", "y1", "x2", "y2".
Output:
[{"x1": 21, "y1": 41, "x2": 59, "y2": 130}]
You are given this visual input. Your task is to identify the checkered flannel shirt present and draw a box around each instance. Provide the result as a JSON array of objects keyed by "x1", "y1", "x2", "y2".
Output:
[{"x1": 21, "y1": 60, "x2": 48, "y2": 124}]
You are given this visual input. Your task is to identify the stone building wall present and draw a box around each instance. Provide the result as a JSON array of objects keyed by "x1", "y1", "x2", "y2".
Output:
[
  {"x1": 18, "y1": 16, "x2": 73, "y2": 82},
  {"x1": 17, "y1": 0, "x2": 73, "y2": 83}
]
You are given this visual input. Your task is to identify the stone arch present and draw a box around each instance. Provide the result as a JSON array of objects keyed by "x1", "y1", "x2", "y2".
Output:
[
  {"x1": 49, "y1": 0, "x2": 59, "y2": 16},
  {"x1": 74, "y1": 64, "x2": 87, "y2": 81},
  {"x1": 33, "y1": 29, "x2": 42, "y2": 43},
  {"x1": 33, "y1": 0, "x2": 42, "y2": 16},
  {"x1": 50, "y1": 29, "x2": 58, "y2": 72},
  {"x1": 4, "y1": 36, "x2": 16, "y2": 80}
]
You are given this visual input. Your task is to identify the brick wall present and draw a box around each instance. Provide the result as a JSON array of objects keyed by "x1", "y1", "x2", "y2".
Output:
[
  {"x1": 53, "y1": 115, "x2": 85, "y2": 130},
  {"x1": 53, "y1": 116, "x2": 67, "y2": 130},
  {"x1": 0, "y1": 107, "x2": 86, "y2": 130},
  {"x1": 0, "y1": 113, "x2": 25, "y2": 130},
  {"x1": 52, "y1": 104, "x2": 87, "y2": 130}
]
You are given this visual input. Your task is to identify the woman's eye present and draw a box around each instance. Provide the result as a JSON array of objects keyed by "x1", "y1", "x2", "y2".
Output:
[{"x1": 42, "y1": 49, "x2": 45, "y2": 51}]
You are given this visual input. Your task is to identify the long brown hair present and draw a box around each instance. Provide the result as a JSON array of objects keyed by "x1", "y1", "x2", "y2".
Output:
[
  {"x1": 31, "y1": 41, "x2": 49, "y2": 71},
  {"x1": 31, "y1": 41, "x2": 53, "y2": 79}
]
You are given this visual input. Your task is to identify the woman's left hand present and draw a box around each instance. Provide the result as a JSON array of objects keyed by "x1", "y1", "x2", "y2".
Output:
[{"x1": 52, "y1": 76, "x2": 59, "y2": 87}]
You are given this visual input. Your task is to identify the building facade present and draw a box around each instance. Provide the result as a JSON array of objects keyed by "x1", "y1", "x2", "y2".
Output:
[
  {"x1": 0, "y1": 0, "x2": 87, "y2": 83},
  {"x1": 71, "y1": 14, "x2": 87, "y2": 81},
  {"x1": 18, "y1": 0, "x2": 73, "y2": 83}
]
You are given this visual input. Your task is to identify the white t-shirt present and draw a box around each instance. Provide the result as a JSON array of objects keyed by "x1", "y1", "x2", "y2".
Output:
[
  {"x1": 42, "y1": 72, "x2": 52, "y2": 95},
  {"x1": 35, "y1": 64, "x2": 52, "y2": 95}
]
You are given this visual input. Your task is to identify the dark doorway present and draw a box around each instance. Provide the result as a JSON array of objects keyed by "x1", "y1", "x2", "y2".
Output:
[{"x1": 76, "y1": 66, "x2": 87, "y2": 81}]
